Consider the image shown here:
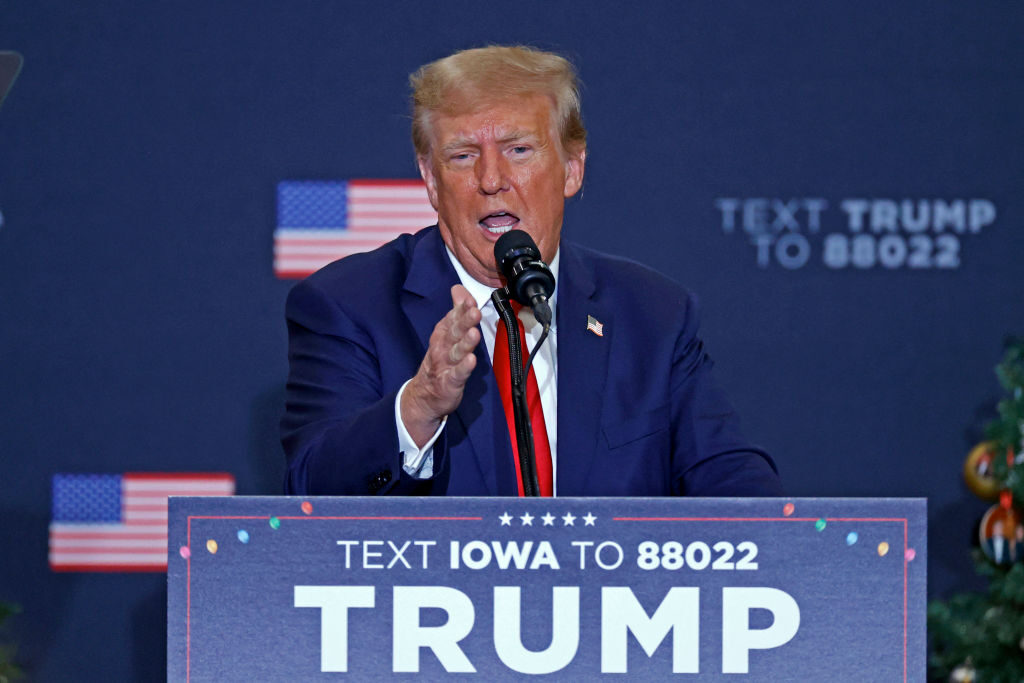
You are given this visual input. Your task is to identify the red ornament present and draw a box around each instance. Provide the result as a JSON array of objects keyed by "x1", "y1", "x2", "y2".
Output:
[
  {"x1": 1001, "y1": 490, "x2": 1013, "y2": 510},
  {"x1": 979, "y1": 502, "x2": 1023, "y2": 566}
]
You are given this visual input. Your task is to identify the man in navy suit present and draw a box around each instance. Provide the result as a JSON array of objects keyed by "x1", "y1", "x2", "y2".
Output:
[{"x1": 281, "y1": 46, "x2": 782, "y2": 497}]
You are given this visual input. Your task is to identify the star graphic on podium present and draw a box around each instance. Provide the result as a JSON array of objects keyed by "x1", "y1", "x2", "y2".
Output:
[
  {"x1": 520, "y1": 512, "x2": 534, "y2": 526},
  {"x1": 583, "y1": 512, "x2": 597, "y2": 526},
  {"x1": 499, "y1": 512, "x2": 513, "y2": 526},
  {"x1": 562, "y1": 512, "x2": 576, "y2": 526},
  {"x1": 541, "y1": 512, "x2": 555, "y2": 526}
]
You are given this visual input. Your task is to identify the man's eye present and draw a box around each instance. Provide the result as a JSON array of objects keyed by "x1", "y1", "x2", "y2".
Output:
[
  {"x1": 511, "y1": 146, "x2": 530, "y2": 154},
  {"x1": 451, "y1": 153, "x2": 471, "y2": 161}
]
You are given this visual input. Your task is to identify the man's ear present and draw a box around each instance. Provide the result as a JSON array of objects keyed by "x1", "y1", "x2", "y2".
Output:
[
  {"x1": 563, "y1": 146, "x2": 586, "y2": 198},
  {"x1": 417, "y1": 155, "x2": 440, "y2": 210}
]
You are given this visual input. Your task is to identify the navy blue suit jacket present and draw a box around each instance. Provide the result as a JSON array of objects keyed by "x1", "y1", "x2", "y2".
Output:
[{"x1": 281, "y1": 226, "x2": 781, "y2": 497}]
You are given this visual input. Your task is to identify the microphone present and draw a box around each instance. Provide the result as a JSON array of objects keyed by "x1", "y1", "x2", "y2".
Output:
[{"x1": 494, "y1": 230, "x2": 555, "y2": 328}]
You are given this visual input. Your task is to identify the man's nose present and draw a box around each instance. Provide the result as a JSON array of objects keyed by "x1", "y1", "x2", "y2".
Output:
[{"x1": 476, "y1": 149, "x2": 509, "y2": 195}]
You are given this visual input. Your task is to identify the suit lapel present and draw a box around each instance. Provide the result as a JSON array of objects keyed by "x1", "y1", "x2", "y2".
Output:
[
  {"x1": 555, "y1": 243, "x2": 611, "y2": 495},
  {"x1": 400, "y1": 229, "x2": 503, "y2": 494},
  {"x1": 400, "y1": 229, "x2": 456, "y2": 351}
]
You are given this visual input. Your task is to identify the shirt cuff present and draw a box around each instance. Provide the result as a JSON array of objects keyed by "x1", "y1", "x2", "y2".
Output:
[{"x1": 395, "y1": 379, "x2": 446, "y2": 479}]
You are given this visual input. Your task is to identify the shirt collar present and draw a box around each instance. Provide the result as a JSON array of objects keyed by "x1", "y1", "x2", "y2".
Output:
[{"x1": 444, "y1": 244, "x2": 560, "y2": 320}]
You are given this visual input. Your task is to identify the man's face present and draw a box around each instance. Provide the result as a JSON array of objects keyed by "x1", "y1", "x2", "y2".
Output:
[{"x1": 418, "y1": 93, "x2": 585, "y2": 287}]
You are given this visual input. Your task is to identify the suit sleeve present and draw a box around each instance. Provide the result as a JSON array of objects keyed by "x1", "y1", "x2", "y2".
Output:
[
  {"x1": 280, "y1": 278, "x2": 436, "y2": 495},
  {"x1": 669, "y1": 293, "x2": 784, "y2": 496}
]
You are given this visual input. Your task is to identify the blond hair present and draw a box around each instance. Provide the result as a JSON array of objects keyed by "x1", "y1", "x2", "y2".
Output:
[{"x1": 410, "y1": 45, "x2": 586, "y2": 158}]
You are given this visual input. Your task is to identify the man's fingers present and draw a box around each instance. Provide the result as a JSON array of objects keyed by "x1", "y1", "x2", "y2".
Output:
[
  {"x1": 446, "y1": 326, "x2": 480, "y2": 365},
  {"x1": 450, "y1": 285, "x2": 480, "y2": 331},
  {"x1": 448, "y1": 306, "x2": 468, "y2": 341},
  {"x1": 410, "y1": 286, "x2": 482, "y2": 421},
  {"x1": 450, "y1": 284, "x2": 474, "y2": 309},
  {"x1": 442, "y1": 290, "x2": 480, "y2": 348},
  {"x1": 447, "y1": 348, "x2": 477, "y2": 383},
  {"x1": 449, "y1": 300, "x2": 480, "y2": 339}
]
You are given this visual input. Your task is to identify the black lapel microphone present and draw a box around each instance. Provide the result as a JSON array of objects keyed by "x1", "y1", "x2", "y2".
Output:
[{"x1": 493, "y1": 230, "x2": 555, "y2": 328}]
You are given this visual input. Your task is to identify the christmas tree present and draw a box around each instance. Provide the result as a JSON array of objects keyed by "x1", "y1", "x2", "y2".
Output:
[
  {"x1": 929, "y1": 338, "x2": 1024, "y2": 682},
  {"x1": 0, "y1": 600, "x2": 20, "y2": 683}
]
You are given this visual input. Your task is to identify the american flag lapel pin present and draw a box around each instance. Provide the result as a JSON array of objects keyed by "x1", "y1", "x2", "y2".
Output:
[{"x1": 586, "y1": 315, "x2": 604, "y2": 337}]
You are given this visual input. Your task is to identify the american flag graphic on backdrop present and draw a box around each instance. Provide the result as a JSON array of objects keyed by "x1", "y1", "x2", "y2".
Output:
[
  {"x1": 273, "y1": 179, "x2": 437, "y2": 278},
  {"x1": 49, "y1": 473, "x2": 235, "y2": 572}
]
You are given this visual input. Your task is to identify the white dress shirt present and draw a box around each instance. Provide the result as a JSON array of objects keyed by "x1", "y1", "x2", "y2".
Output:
[{"x1": 394, "y1": 247, "x2": 559, "y2": 491}]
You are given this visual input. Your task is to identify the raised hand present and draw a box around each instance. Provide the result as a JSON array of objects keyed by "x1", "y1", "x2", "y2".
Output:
[{"x1": 400, "y1": 285, "x2": 482, "y2": 446}]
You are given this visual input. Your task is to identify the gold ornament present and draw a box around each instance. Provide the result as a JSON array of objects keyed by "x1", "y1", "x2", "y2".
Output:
[{"x1": 963, "y1": 441, "x2": 1001, "y2": 500}]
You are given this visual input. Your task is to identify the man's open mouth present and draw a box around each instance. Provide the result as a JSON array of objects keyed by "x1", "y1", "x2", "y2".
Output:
[{"x1": 479, "y1": 211, "x2": 520, "y2": 234}]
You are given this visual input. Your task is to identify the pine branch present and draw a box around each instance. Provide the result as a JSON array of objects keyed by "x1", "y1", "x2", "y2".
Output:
[{"x1": 929, "y1": 338, "x2": 1024, "y2": 680}]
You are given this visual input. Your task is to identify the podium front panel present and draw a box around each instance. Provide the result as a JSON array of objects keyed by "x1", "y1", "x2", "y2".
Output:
[{"x1": 168, "y1": 496, "x2": 925, "y2": 681}]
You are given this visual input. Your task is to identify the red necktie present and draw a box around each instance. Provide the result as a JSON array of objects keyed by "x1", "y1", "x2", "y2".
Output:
[{"x1": 492, "y1": 301, "x2": 553, "y2": 496}]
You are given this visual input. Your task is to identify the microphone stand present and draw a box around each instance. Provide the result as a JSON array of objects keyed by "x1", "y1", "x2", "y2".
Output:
[{"x1": 492, "y1": 288, "x2": 540, "y2": 497}]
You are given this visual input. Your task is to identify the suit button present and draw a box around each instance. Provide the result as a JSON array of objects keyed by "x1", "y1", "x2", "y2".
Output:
[{"x1": 367, "y1": 468, "x2": 392, "y2": 493}]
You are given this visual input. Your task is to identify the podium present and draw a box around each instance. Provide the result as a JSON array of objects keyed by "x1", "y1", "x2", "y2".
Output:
[{"x1": 168, "y1": 496, "x2": 925, "y2": 680}]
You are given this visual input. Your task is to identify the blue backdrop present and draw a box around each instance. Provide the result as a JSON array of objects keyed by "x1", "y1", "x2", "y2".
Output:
[{"x1": 1, "y1": 2, "x2": 1021, "y2": 679}]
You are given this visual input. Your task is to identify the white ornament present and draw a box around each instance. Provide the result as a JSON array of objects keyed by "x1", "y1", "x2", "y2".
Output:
[{"x1": 950, "y1": 663, "x2": 976, "y2": 682}]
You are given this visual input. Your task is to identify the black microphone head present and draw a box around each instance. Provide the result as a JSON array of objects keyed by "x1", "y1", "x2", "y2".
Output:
[
  {"x1": 493, "y1": 229, "x2": 555, "y2": 309},
  {"x1": 494, "y1": 229, "x2": 541, "y2": 276}
]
